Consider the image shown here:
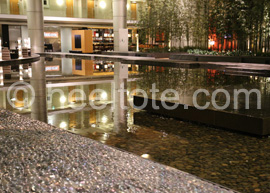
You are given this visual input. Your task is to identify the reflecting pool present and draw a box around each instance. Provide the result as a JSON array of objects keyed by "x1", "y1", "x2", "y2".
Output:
[{"x1": 1, "y1": 57, "x2": 270, "y2": 192}]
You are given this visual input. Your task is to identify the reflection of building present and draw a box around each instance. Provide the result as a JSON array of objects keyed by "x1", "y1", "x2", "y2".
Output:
[
  {"x1": 44, "y1": 58, "x2": 139, "y2": 77},
  {"x1": 0, "y1": 0, "x2": 143, "y2": 51}
]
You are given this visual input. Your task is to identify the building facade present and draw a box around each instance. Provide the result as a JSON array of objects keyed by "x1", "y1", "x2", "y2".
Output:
[{"x1": 0, "y1": 0, "x2": 143, "y2": 51}]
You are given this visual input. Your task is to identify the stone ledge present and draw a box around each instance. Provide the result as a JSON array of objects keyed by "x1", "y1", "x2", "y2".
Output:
[
  {"x1": 0, "y1": 54, "x2": 40, "y2": 66},
  {"x1": 133, "y1": 96, "x2": 270, "y2": 136},
  {"x1": 170, "y1": 54, "x2": 270, "y2": 64}
]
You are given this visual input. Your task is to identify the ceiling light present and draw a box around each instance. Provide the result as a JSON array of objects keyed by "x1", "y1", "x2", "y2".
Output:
[
  {"x1": 57, "y1": 0, "x2": 64, "y2": 6},
  {"x1": 99, "y1": 1, "x2": 106, "y2": 9}
]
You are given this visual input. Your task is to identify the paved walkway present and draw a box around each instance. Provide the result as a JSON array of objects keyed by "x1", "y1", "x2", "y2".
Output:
[{"x1": 0, "y1": 109, "x2": 235, "y2": 192}]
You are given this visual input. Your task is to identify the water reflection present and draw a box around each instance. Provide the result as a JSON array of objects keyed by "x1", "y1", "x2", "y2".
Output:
[
  {"x1": 113, "y1": 62, "x2": 128, "y2": 131},
  {"x1": 1, "y1": 57, "x2": 270, "y2": 192},
  {"x1": 135, "y1": 66, "x2": 270, "y2": 117},
  {"x1": 30, "y1": 58, "x2": 48, "y2": 122}
]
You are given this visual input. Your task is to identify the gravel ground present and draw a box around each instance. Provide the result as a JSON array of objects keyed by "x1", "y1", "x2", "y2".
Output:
[{"x1": 0, "y1": 109, "x2": 235, "y2": 192}]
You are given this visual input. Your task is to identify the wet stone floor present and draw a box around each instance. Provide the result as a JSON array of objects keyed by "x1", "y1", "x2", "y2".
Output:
[{"x1": 79, "y1": 111, "x2": 270, "y2": 193}]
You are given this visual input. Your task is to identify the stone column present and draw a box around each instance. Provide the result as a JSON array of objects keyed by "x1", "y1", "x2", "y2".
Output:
[
  {"x1": 21, "y1": 26, "x2": 29, "y2": 47},
  {"x1": 113, "y1": 0, "x2": 128, "y2": 52},
  {"x1": 26, "y1": 0, "x2": 48, "y2": 122},
  {"x1": 61, "y1": 27, "x2": 72, "y2": 53}
]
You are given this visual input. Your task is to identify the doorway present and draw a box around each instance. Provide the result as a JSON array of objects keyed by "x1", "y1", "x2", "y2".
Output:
[
  {"x1": 66, "y1": 0, "x2": 74, "y2": 17},
  {"x1": 10, "y1": 0, "x2": 20, "y2": 15},
  {"x1": 87, "y1": 0, "x2": 95, "y2": 18}
]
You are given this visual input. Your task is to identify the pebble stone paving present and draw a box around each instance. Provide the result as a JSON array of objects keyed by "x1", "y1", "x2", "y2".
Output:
[{"x1": 0, "y1": 109, "x2": 234, "y2": 193}]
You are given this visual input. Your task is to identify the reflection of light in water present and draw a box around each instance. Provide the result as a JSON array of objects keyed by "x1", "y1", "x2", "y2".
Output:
[
  {"x1": 103, "y1": 133, "x2": 109, "y2": 139},
  {"x1": 17, "y1": 107, "x2": 24, "y2": 111},
  {"x1": 91, "y1": 124, "x2": 97, "y2": 128},
  {"x1": 101, "y1": 92, "x2": 108, "y2": 100},
  {"x1": 60, "y1": 122, "x2": 67, "y2": 129},
  {"x1": 101, "y1": 116, "x2": 108, "y2": 123},
  {"x1": 11, "y1": 98, "x2": 16, "y2": 102},
  {"x1": 60, "y1": 96, "x2": 66, "y2": 103},
  {"x1": 141, "y1": 154, "x2": 150, "y2": 159},
  {"x1": 48, "y1": 119, "x2": 53, "y2": 125}
]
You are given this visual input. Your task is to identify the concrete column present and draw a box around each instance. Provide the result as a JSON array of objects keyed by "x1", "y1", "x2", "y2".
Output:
[
  {"x1": 26, "y1": 0, "x2": 44, "y2": 54},
  {"x1": 113, "y1": 62, "x2": 128, "y2": 132},
  {"x1": 26, "y1": 0, "x2": 48, "y2": 122},
  {"x1": 113, "y1": 0, "x2": 128, "y2": 52},
  {"x1": 132, "y1": 29, "x2": 137, "y2": 44},
  {"x1": 21, "y1": 26, "x2": 29, "y2": 47},
  {"x1": 61, "y1": 27, "x2": 72, "y2": 53}
]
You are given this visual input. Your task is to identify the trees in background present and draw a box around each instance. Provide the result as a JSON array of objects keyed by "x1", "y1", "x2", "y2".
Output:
[{"x1": 138, "y1": 0, "x2": 270, "y2": 54}]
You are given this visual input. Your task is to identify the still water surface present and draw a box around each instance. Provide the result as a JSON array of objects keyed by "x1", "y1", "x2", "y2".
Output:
[{"x1": 1, "y1": 57, "x2": 270, "y2": 192}]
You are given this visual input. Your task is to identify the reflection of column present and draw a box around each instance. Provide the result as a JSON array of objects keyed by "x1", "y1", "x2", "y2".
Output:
[
  {"x1": 61, "y1": 28, "x2": 72, "y2": 53},
  {"x1": 83, "y1": 111, "x2": 90, "y2": 128},
  {"x1": 82, "y1": 85, "x2": 90, "y2": 104},
  {"x1": 27, "y1": 0, "x2": 47, "y2": 122},
  {"x1": 31, "y1": 61, "x2": 47, "y2": 122},
  {"x1": 0, "y1": 67, "x2": 3, "y2": 86},
  {"x1": 61, "y1": 58, "x2": 73, "y2": 75},
  {"x1": 0, "y1": 90, "x2": 6, "y2": 109},
  {"x1": 113, "y1": 0, "x2": 128, "y2": 52},
  {"x1": 113, "y1": 62, "x2": 128, "y2": 131}
]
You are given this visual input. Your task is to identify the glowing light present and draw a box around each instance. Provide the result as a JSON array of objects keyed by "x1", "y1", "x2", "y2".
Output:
[
  {"x1": 141, "y1": 154, "x2": 150, "y2": 159},
  {"x1": 0, "y1": 67, "x2": 3, "y2": 86},
  {"x1": 60, "y1": 122, "x2": 67, "y2": 129},
  {"x1": 57, "y1": 0, "x2": 64, "y2": 6},
  {"x1": 96, "y1": 65, "x2": 100, "y2": 69},
  {"x1": 0, "y1": 38, "x2": 2, "y2": 61},
  {"x1": 24, "y1": 38, "x2": 31, "y2": 49},
  {"x1": 101, "y1": 116, "x2": 108, "y2": 123},
  {"x1": 19, "y1": 64, "x2": 23, "y2": 81},
  {"x1": 60, "y1": 96, "x2": 67, "y2": 103},
  {"x1": 209, "y1": 40, "x2": 215, "y2": 46},
  {"x1": 18, "y1": 38, "x2": 23, "y2": 59},
  {"x1": 99, "y1": 1, "x2": 106, "y2": 9},
  {"x1": 136, "y1": 34, "x2": 139, "y2": 52},
  {"x1": 127, "y1": 4, "x2": 130, "y2": 9},
  {"x1": 101, "y1": 92, "x2": 108, "y2": 100}
]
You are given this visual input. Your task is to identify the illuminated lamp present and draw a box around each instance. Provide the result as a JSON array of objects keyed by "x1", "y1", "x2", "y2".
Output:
[
  {"x1": 99, "y1": 1, "x2": 106, "y2": 9},
  {"x1": 57, "y1": 0, "x2": 64, "y2": 6}
]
